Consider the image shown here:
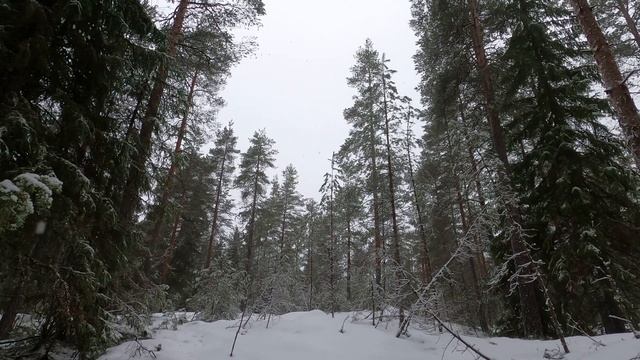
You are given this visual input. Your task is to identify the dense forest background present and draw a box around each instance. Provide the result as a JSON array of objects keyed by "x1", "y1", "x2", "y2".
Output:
[{"x1": 1, "y1": 0, "x2": 640, "y2": 358}]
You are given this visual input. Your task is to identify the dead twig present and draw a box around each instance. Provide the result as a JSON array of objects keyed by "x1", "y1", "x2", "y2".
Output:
[{"x1": 132, "y1": 337, "x2": 157, "y2": 359}]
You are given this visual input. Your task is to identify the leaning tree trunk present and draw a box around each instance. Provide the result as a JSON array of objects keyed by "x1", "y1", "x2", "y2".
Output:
[
  {"x1": 204, "y1": 139, "x2": 230, "y2": 269},
  {"x1": 148, "y1": 70, "x2": 198, "y2": 247},
  {"x1": 119, "y1": 0, "x2": 190, "y2": 223},
  {"x1": 467, "y1": 0, "x2": 545, "y2": 337},
  {"x1": 570, "y1": 0, "x2": 640, "y2": 168},
  {"x1": 160, "y1": 216, "x2": 182, "y2": 282}
]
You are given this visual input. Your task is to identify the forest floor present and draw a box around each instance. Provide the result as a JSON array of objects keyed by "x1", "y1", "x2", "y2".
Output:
[{"x1": 98, "y1": 310, "x2": 640, "y2": 360}]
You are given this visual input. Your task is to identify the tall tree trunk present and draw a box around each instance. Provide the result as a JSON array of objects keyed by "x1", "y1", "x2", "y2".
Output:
[
  {"x1": 148, "y1": 70, "x2": 199, "y2": 246},
  {"x1": 346, "y1": 217, "x2": 352, "y2": 302},
  {"x1": 366, "y1": 71, "x2": 383, "y2": 294},
  {"x1": 204, "y1": 138, "x2": 230, "y2": 269},
  {"x1": 328, "y1": 153, "x2": 337, "y2": 318},
  {"x1": 467, "y1": 0, "x2": 545, "y2": 337},
  {"x1": 570, "y1": 0, "x2": 640, "y2": 168},
  {"x1": 119, "y1": 0, "x2": 190, "y2": 222},
  {"x1": 405, "y1": 111, "x2": 432, "y2": 285},
  {"x1": 381, "y1": 58, "x2": 404, "y2": 326},
  {"x1": 246, "y1": 157, "x2": 261, "y2": 281},
  {"x1": 616, "y1": 0, "x2": 640, "y2": 51}
]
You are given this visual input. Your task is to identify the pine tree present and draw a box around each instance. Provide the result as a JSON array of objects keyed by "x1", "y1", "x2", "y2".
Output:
[
  {"x1": 205, "y1": 123, "x2": 240, "y2": 268},
  {"x1": 277, "y1": 165, "x2": 304, "y2": 261},
  {"x1": 411, "y1": 0, "x2": 498, "y2": 331},
  {"x1": 119, "y1": 0, "x2": 266, "y2": 225},
  {"x1": 119, "y1": 0, "x2": 191, "y2": 224},
  {"x1": 379, "y1": 53, "x2": 407, "y2": 327},
  {"x1": 147, "y1": 70, "x2": 199, "y2": 248},
  {"x1": 235, "y1": 130, "x2": 277, "y2": 298},
  {"x1": 341, "y1": 40, "x2": 386, "y2": 313},
  {"x1": 261, "y1": 165, "x2": 305, "y2": 317}
]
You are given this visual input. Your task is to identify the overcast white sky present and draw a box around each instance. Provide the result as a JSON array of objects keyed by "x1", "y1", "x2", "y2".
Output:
[{"x1": 211, "y1": 0, "x2": 421, "y2": 199}]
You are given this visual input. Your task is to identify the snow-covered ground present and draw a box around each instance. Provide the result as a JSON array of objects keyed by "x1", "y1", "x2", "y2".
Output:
[{"x1": 99, "y1": 310, "x2": 640, "y2": 360}]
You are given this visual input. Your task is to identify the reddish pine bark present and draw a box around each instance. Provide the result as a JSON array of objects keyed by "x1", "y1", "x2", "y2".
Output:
[
  {"x1": 570, "y1": 0, "x2": 640, "y2": 168},
  {"x1": 149, "y1": 70, "x2": 198, "y2": 246},
  {"x1": 120, "y1": 0, "x2": 190, "y2": 222},
  {"x1": 467, "y1": 0, "x2": 544, "y2": 337}
]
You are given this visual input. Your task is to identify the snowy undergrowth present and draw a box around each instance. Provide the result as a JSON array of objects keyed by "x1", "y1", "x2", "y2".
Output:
[{"x1": 99, "y1": 310, "x2": 640, "y2": 360}]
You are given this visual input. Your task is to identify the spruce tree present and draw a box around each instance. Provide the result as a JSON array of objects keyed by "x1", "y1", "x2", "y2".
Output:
[
  {"x1": 499, "y1": 0, "x2": 640, "y2": 334},
  {"x1": 0, "y1": 0, "x2": 163, "y2": 351}
]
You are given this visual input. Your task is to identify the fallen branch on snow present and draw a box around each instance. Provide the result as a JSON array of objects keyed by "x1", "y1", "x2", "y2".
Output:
[{"x1": 427, "y1": 310, "x2": 492, "y2": 360}]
